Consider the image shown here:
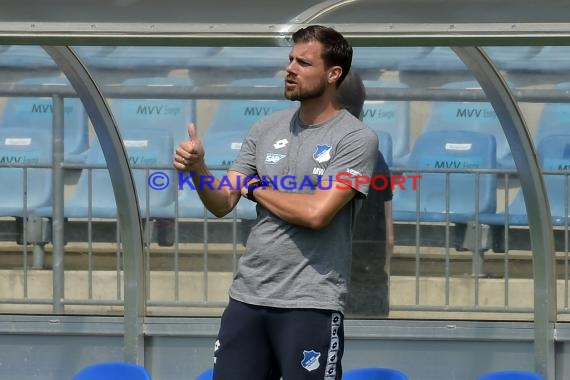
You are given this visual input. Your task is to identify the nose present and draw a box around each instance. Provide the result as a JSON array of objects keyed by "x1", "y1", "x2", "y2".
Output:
[{"x1": 286, "y1": 60, "x2": 297, "y2": 74}]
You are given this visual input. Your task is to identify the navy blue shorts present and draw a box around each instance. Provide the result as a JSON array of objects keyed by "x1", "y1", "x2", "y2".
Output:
[{"x1": 212, "y1": 298, "x2": 344, "y2": 380}]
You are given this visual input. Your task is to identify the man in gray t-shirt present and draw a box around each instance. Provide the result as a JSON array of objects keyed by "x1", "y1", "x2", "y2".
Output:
[{"x1": 174, "y1": 25, "x2": 378, "y2": 380}]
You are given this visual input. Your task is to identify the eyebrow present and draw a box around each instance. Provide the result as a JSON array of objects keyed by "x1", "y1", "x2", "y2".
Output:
[{"x1": 289, "y1": 54, "x2": 311, "y2": 65}]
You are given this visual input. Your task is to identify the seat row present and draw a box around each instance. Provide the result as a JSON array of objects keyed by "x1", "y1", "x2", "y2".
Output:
[
  {"x1": 193, "y1": 366, "x2": 543, "y2": 380},
  {"x1": 72, "y1": 361, "x2": 543, "y2": 379},
  {"x1": 1, "y1": 76, "x2": 570, "y2": 229},
  {"x1": 4, "y1": 75, "x2": 570, "y2": 167}
]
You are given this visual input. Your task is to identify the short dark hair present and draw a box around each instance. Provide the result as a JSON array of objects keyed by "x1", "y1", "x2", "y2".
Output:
[{"x1": 292, "y1": 25, "x2": 352, "y2": 86}]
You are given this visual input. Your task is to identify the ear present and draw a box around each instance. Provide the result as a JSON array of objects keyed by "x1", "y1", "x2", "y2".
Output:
[{"x1": 327, "y1": 66, "x2": 342, "y2": 84}]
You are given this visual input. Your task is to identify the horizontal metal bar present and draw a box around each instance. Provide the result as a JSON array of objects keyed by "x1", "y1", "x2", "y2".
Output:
[
  {"x1": 144, "y1": 317, "x2": 541, "y2": 341},
  {"x1": 146, "y1": 301, "x2": 228, "y2": 308},
  {"x1": 0, "y1": 298, "x2": 124, "y2": 306},
  {"x1": 0, "y1": 298, "x2": 52, "y2": 305},
  {"x1": 346, "y1": 320, "x2": 536, "y2": 341},
  {"x1": 0, "y1": 22, "x2": 570, "y2": 46},
  {"x1": 0, "y1": 314, "x2": 124, "y2": 335},
  {"x1": 61, "y1": 299, "x2": 124, "y2": 306},
  {"x1": 555, "y1": 323, "x2": 570, "y2": 340},
  {"x1": 144, "y1": 317, "x2": 221, "y2": 336},
  {"x1": 0, "y1": 314, "x2": 557, "y2": 343},
  {"x1": 2, "y1": 84, "x2": 570, "y2": 103},
  {"x1": 392, "y1": 305, "x2": 534, "y2": 313}
]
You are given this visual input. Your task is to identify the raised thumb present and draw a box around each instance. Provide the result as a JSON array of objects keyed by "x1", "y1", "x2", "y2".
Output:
[{"x1": 187, "y1": 123, "x2": 198, "y2": 141}]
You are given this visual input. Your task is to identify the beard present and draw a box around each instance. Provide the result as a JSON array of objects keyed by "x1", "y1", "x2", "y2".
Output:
[{"x1": 284, "y1": 78, "x2": 327, "y2": 101}]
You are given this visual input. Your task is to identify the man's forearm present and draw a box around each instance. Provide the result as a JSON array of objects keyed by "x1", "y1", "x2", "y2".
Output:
[
  {"x1": 252, "y1": 182, "x2": 356, "y2": 230},
  {"x1": 185, "y1": 164, "x2": 238, "y2": 217}
]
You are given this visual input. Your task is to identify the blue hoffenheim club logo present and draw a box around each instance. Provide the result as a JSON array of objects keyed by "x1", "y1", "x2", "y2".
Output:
[
  {"x1": 301, "y1": 350, "x2": 321, "y2": 372},
  {"x1": 313, "y1": 144, "x2": 332, "y2": 163}
]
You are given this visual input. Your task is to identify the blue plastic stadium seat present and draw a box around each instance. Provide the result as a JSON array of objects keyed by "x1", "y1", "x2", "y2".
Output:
[
  {"x1": 479, "y1": 134, "x2": 570, "y2": 227},
  {"x1": 343, "y1": 367, "x2": 409, "y2": 380},
  {"x1": 524, "y1": 46, "x2": 570, "y2": 73},
  {"x1": 50, "y1": 128, "x2": 176, "y2": 219},
  {"x1": 484, "y1": 46, "x2": 543, "y2": 71},
  {"x1": 399, "y1": 47, "x2": 467, "y2": 72},
  {"x1": 72, "y1": 46, "x2": 117, "y2": 67},
  {"x1": 207, "y1": 46, "x2": 289, "y2": 73},
  {"x1": 211, "y1": 46, "x2": 289, "y2": 67},
  {"x1": 361, "y1": 80, "x2": 409, "y2": 165},
  {"x1": 477, "y1": 370, "x2": 543, "y2": 380},
  {"x1": 0, "y1": 128, "x2": 52, "y2": 216},
  {"x1": 79, "y1": 46, "x2": 219, "y2": 71},
  {"x1": 201, "y1": 77, "x2": 297, "y2": 168},
  {"x1": 392, "y1": 130, "x2": 497, "y2": 223},
  {"x1": 352, "y1": 47, "x2": 433, "y2": 73},
  {"x1": 398, "y1": 46, "x2": 540, "y2": 73},
  {"x1": 422, "y1": 80, "x2": 514, "y2": 169},
  {"x1": 0, "y1": 76, "x2": 90, "y2": 163},
  {"x1": 0, "y1": 45, "x2": 58, "y2": 69},
  {"x1": 195, "y1": 367, "x2": 213, "y2": 380},
  {"x1": 534, "y1": 82, "x2": 570, "y2": 146},
  {"x1": 201, "y1": 95, "x2": 294, "y2": 167},
  {"x1": 72, "y1": 361, "x2": 151, "y2": 380},
  {"x1": 110, "y1": 76, "x2": 195, "y2": 154}
]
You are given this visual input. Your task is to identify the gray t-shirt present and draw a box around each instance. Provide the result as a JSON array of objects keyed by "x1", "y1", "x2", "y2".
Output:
[{"x1": 229, "y1": 108, "x2": 378, "y2": 313}]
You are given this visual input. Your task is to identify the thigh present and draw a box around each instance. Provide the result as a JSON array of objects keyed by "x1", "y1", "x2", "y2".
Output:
[
  {"x1": 268, "y1": 309, "x2": 344, "y2": 380},
  {"x1": 213, "y1": 299, "x2": 276, "y2": 380}
]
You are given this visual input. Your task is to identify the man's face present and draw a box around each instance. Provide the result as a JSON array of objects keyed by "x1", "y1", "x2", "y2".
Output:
[{"x1": 284, "y1": 40, "x2": 329, "y2": 101}]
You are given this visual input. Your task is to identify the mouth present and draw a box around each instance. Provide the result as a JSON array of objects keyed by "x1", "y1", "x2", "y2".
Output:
[{"x1": 285, "y1": 78, "x2": 297, "y2": 90}]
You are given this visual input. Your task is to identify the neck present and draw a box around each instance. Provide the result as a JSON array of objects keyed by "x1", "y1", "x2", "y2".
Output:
[{"x1": 298, "y1": 91, "x2": 342, "y2": 126}]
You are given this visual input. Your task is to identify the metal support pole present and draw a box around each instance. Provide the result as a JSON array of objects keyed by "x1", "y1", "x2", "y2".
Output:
[
  {"x1": 51, "y1": 94, "x2": 65, "y2": 314},
  {"x1": 31, "y1": 243, "x2": 45, "y2": 270},
  {"x1": 43, "y1": 46, "x2": 146, "y2": 364},
  {"x1": 453, "y1": 46, "x2": 557, "y2": 380}
]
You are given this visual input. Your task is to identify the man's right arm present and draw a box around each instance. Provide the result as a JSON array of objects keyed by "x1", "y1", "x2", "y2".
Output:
[
  {"x1": 187, "y1": 165, "x2": 244, "y2": 218},
  {"x1": 173, "y1": 123, "x2": 243, "y2": 217}
]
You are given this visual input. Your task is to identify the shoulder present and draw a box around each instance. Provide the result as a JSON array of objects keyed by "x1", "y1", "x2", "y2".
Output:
[
  {"x1": 336, "y1": 110, "x2": 376, "y2": 137},
  {"x1": 336, "y1": 111, "x2": 378, "y2": 147}
]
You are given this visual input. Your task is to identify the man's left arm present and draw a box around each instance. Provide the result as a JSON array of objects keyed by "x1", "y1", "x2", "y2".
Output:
[{"x1": 245, "y1": 181, "x2": 356, "y2": 230}]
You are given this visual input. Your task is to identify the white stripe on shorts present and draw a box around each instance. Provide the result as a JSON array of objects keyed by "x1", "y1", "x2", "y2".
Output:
[{"x1": 324, "y1": 312, "x2": 342, "y2": 379}]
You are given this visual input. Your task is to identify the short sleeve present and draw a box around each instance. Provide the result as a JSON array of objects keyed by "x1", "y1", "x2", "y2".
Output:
[
  {"x1": 229, "y1": 122, "x2": 260, "y2": 177},
  {"x1": 324, "y1": 127, "x2": 379, "y2": 197}
]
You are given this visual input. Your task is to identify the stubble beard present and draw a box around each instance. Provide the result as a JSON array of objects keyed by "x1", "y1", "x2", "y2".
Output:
[{"x1": 284, "y1": 81, "x2": 327, "y2": 102}]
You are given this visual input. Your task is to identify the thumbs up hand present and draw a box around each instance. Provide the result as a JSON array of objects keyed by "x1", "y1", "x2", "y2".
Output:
[{"x1": 173, "y1": 123, "x2": 205, "y2": 172}]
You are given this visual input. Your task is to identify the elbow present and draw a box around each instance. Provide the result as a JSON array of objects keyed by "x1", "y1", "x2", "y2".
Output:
[
  {"x1": 211, "y1": 207, "x2": 232, "y2": 218},
  {"x1": 207, "y1": 202, "x2": 234, "y2": 218},
  {"x1": 205, "y1": 191, "x2": 239, "y2": 218},
  {"x1": 304, "y1": 210, "x2": 333, "y2": 230},
  {"x1": 212, "y1": 210, "x2": 227, "y2": 218}
]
